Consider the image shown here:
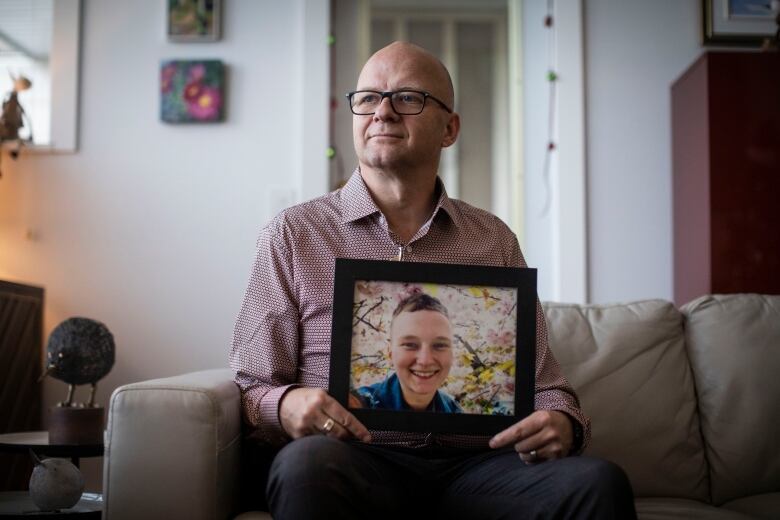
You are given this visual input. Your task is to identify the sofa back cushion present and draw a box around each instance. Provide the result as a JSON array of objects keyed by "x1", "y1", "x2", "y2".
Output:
[
  {"x1": 682, "y1": 294, "x2": 780, "y2": 505},
  {"x1": 543, "y1": 300, "x2": 709, "y2": 501}
]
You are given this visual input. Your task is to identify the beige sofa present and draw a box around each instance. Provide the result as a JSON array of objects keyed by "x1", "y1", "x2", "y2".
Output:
[{"x1": 102, "y1": 294, "x2": 780, "y2": 519}]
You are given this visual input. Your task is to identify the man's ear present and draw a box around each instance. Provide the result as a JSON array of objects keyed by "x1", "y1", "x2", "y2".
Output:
[{"x1": 441, "y1": 113, "x2": 460, "y2": 148}]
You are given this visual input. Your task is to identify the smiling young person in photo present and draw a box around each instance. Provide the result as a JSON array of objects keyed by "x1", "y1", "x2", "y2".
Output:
[{"x1": 352, "y1": 292, "x2": 462, "y2": 413}]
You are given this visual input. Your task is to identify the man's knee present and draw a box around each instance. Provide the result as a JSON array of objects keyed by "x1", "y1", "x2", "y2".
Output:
[
  {"x1": 266, "y1": 437, "x2": 382, "y2": 519},
  {"x1": 268, "y1": 435, "x2": 350, "y2": 485},
  {"x1": 573, "y1": 457, "x2": 633, "y2": 497},
  {"x1": 563, "y1": 456, "x2": 636, "y2": 518}
]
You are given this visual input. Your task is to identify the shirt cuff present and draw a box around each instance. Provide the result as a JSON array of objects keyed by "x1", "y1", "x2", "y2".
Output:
[
  {"x1": 563, "y1": 412, "x2": 585, "y2": 455},
  {"x1": 258, "y1": 384, "x2": 299, "y2": 446}
]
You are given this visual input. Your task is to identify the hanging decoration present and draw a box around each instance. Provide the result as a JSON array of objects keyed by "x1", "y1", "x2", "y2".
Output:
[{"x1": 540, "y1": 0, "x2": 557, "y2": 216}]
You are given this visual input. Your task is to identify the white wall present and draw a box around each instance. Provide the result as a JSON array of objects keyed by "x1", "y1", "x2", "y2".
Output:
[
  {"x1": 584, "y1": 0, "x2": 701, "y2": 303},
  {"x1": 0, "y1": 0, "x2": 329, "y2": 490},
  {"x1": 525, "y1": 0, "x2": 703, "y2": 304}
]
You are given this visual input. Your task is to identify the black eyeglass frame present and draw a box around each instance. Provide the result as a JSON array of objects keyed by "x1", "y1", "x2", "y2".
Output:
[{"x1": 346, "y1": 89, "x2": 453, "y2": 115}]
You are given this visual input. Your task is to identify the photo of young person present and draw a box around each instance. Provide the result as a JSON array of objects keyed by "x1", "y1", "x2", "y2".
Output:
[
  {"x1": 349, "y1": 281, "x2": 518, "y2": 415},
  {"x1": 352, "y1": 293, "x2": 462, "y2": 413}
]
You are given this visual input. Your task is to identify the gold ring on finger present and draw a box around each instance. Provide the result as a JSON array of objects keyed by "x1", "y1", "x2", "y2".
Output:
[{"x1": 322, "y1": 417, "x2": 335, "y2": 434}]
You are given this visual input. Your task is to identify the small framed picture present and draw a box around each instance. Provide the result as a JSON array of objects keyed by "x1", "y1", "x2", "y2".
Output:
[
  {"x1": 703, "y1": 0, "x2": 778, "y2": 46},
  {"x1": 167, "y1": 0, "x2": 222, "y2": 42},
  {"x1": 329, "y1": 259, "x2": 537, "y2": 435},
  {"x1": 160, "y1": 60, "x2": 225, "y2": 123}
]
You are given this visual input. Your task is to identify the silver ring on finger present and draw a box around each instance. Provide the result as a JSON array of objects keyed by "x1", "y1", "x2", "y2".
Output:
[
  {"x1": 322, "y1": 417, "x2": 335, "y2": 434},
  {"x1": 529, "y1": 449, "x2": 538, "y2": 461}
]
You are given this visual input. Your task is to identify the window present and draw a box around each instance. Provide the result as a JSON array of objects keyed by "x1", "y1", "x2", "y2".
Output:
[
  {"x1": 0, "y1": 0, "x2": 53, "y2": 146},
  {"x1": 0, "y1": 0, "x2": 80, "y2": 151}
]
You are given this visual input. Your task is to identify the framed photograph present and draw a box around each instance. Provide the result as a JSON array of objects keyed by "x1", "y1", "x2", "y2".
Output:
[
  {"x1": 167, "y1": 0, "x2": 222, "y2": 42},
  {"x1": 329, "y1": 259, "x2": 537, "y2": 435},
  {"x1": 703, "y1": 0, "x2": 778, "y2": 46},
  {"x1": 160, "y1": 60, "x2": 225, "y2": 123}
]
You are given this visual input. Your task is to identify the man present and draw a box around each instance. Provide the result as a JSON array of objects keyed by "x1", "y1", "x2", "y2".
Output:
[
  {"x1": 352, "y1": 292, "x2": 462, "y2": 413},
  {"x1": 230, "y1": 41, "x2": 636, "y2": 519}
]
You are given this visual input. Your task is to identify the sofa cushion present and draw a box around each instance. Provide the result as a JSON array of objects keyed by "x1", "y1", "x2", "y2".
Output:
[
  {"x1": 682, "y1": 294, "x2": 780, "y2": 506},
  {"x1": 544, "y1": 300, "x2": 709, "y2": 501},
  {"x1": 635, "y1": 498, "x2": 753, "y2": 519},
  {"x1": 721, "y1": 493, "x2": 780, "y2": 520},
  {"x1": 721, "y1": 491, "x2": 780, "y2": 520}
]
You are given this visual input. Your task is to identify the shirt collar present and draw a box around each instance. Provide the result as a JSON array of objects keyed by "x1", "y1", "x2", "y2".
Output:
[
  {"x1": 380, "y1": 372, "x2": 442, "y2": 412},
  {"x1": 339, "y1": 168, "x2": 382, "y2": 224},
  {"x1": 339, "y1": 167, "x2": 463, "y2": 230},
  {"x1": 434, "y1": 179, "x2": 463, "y2": 229}
]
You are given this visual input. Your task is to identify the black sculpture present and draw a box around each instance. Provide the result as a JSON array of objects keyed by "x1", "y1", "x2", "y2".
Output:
[{"x1": 40, "y1": 317, "x2": 115, "y2": 407}]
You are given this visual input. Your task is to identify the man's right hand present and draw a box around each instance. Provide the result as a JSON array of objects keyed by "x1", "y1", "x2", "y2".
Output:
[{"x1": 279, "y1": 387, "x2": 372, "y2": 442}]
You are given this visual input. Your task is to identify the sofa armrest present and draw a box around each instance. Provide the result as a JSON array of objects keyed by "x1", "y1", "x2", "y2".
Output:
[{"x1": 103, "y1": 369, "x2": 241, "y2": 520}]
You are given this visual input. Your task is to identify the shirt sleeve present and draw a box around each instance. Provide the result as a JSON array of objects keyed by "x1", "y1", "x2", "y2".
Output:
[
  {"x1": 506, "y1": 234, "x2": 592, "y2": 453},
  {"x1": 229, "y1": 218, "x2": 300, "y2": 446}
]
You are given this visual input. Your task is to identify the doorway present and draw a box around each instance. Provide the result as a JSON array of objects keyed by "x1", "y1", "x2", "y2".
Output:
[{"x1": 330, "y1": 0, "x2": 523, "y2": 236}]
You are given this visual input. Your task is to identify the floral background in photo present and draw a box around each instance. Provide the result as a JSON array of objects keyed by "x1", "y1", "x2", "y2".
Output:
[
  {"x1": 160, "y1": 60, "x2": 224, "y2": 123},
  {"x1": 351, "y1": 281, "x2": 518, "y2": 415}
]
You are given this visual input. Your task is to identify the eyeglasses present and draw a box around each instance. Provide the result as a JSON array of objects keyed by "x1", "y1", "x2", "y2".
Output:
[{"x1": 346, "y1": 90, "x2": 453, "y2": 115}]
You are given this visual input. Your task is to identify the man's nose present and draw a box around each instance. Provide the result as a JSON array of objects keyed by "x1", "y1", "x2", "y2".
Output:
[{"x1": 373, "y1": 96, "x2": 399, "y2": 121}]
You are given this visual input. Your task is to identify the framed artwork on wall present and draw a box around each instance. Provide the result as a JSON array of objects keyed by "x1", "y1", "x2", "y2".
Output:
[
  {"x1": 167, "y1": 0, "x2": 222, "y2": 42},
  {"x1": 703, "y1": 0, "x2": 778, "y2": 46},
  {"x1": 160, "y1": 60, "x2": 225, "y2": 123},
  {"x1": 329, "y1": 258, "x2": 537, "y2": 435}
]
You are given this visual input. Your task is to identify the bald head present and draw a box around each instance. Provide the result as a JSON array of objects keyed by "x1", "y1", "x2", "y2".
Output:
[
  {"x1": 357, "y1": 41, "x2": 454, "y2": 109},
  {"x1": 351, "y1": 41, "x2": 461, "y2": 179}
]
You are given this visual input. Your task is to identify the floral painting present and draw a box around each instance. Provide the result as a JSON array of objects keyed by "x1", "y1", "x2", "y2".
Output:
[
  {"x1": 350, "y1": 280, "x2": 518, "y2": 415},
  {"x1": 160, "y1": 60, "x2": 224, "y2": 123}
]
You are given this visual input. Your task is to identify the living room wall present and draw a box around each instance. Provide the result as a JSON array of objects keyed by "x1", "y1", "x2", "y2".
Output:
[
  {"x1": 523, "y1": 0, "x2": 703, "y2": 304},
  {"x1": 584, "y1": 0, "x2": 702, "y2": 304},
  {"x1": 0, "y1": 0, "x2": 328, "y2": 489}
]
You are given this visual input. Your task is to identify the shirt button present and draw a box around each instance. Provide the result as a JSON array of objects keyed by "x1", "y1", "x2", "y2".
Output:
[{"x1": 405, "y1": 246, "x2": 412, "y2": 253}]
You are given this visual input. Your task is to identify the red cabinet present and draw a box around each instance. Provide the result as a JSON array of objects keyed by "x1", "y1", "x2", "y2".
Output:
[{"x1": 672, "y1": 52, "x2": 780, "y2": 305}]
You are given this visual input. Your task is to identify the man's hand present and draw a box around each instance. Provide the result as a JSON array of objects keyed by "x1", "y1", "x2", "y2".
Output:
[
  {"x1": 279, "y1": 387, "x2": 372, "y2": 442},
  {"x1": 488, "y1": 410, "x2": 573, "y2": 464}
]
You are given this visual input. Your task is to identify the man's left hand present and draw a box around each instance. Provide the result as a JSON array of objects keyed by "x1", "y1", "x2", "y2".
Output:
[{"x1": 488, "y1": 410, "x2": 574, "y2": 464}]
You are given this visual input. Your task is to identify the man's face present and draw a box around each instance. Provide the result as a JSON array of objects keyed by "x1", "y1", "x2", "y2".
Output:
[
  {"x1": 352, "y1": 44, "x2": 459, "y2": 173},
  {"x1": 389, "y1": 309, "x2": 454, "y2": 408}
]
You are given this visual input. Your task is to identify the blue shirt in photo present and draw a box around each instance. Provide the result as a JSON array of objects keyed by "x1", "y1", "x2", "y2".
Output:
[{"x1": 354, "y1": 372, "x2": 463, "y2": 413}]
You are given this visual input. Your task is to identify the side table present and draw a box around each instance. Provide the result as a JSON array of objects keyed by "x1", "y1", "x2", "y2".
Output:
[
  {"x1": 0, "y1": 432, "x2": 103, "y2": 468},
  {"x1": 0, "y1": 432, "x2": 104, "y2": 518},
  {"x1": 0, "y1": 492, "x2": 101, "y2": 519}
]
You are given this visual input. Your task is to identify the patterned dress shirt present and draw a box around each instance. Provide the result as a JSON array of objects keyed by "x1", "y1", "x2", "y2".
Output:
[{"x1": 230, "y1": 170, "x2": 590, "y2": 450}]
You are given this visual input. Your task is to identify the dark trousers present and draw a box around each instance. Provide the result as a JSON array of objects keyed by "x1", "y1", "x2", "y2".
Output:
[{"x1": 258, "y1": 436, "x2": 637, "y2": 520}]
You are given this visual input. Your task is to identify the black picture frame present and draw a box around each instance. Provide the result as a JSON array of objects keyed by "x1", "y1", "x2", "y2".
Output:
[{"x1": 329, "y1": 258, "x2": 537, "y2": 435}]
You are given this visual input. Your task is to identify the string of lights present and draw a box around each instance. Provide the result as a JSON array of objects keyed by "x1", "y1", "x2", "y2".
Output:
[{"x1": 540, "y1": 0, "x2": 557, "y2": 216}]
